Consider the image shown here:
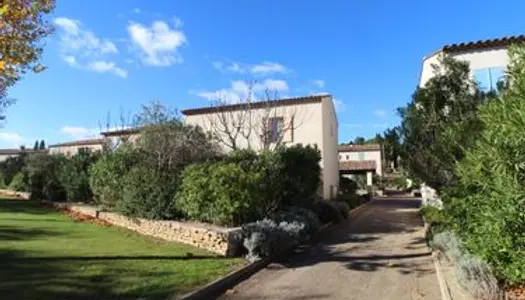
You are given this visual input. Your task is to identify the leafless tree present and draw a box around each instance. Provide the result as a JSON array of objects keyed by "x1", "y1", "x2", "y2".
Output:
[
  {"x1": 97, "y1": 107, "x2": 134, "y2": 151},
  {"x1": 202, "y1": 81, "x2": 308, "y2": 151}
]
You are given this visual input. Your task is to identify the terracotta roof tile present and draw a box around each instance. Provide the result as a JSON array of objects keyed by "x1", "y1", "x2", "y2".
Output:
[
  {"x1": 181, "y1": 94, "x2": 328, "y2": 116},
  {"x1": 441, "y1": 35, "x2": 525, "y2": 53},
  {"x1": 48, "y1": 138, "x2": 106, "y2": 148},
  {"x1": 338, "y1": 144, "x2": 381, "y2": 152},
  {"x1": 339, "y1": 160, "x2": 377, "y2": 171}
]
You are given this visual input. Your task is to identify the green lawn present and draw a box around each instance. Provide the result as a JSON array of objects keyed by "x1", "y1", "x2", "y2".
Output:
[{"x1": 0, "y1": 198, "x2": 244, "y2": 299}]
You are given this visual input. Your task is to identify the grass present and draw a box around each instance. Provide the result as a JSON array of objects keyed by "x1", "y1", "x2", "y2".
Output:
[{"x1": 0, "y1": 198, "x2": 245, "y2": 299}]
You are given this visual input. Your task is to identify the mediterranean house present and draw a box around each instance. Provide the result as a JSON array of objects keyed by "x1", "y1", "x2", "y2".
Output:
[
  {"x1": 339, "y1": 144, "x2": 382, "y2": 186},
  {"x1": 48, "y1": 138, "x2": 106, "y2": 156},
  {"x1": 182, "y1": 94, "x2": 340, "y2": 200},
  {"x1": 419, "y1": 35, "x2": 525, "y2": 88},
  {"x1": 0, "y1": 149, "x2": 47, "y2": 162}
]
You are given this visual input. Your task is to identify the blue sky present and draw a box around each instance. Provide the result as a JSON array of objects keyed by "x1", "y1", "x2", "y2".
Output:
[{"x1": 3, "y1": 0, "x2": 525, "y2": 148}]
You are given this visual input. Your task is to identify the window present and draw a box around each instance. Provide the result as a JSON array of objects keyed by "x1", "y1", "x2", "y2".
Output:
[
  {"x1": 268, "y1": 117, "x2": 284, "y2": 143},
  {"x1": 346, "y1": 155, "x2": 349, "y2": 160},
  {"x1": 473, "y1": 67, "x2": 505, "y2": 92},
  {"x1": 339, "y1": 154, "x2": 342, "y2": 160},
  {"x1": 358, "y1": 152, "x2": 365, "y2": 160}
]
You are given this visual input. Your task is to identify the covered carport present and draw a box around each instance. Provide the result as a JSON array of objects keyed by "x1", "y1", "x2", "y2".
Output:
[{"x1": 339, "y1": 160, "x2": 377, "y2": 186}]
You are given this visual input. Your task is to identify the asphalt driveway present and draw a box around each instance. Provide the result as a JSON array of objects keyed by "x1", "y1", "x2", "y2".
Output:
[{"x1": 220, "y1": 197, "x2": 442, "y2": 300}]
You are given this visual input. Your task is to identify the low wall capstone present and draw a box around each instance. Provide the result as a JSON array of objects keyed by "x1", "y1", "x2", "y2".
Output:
[{"x1": 43, "y1": 201, "x2": 241, "y2": 256}]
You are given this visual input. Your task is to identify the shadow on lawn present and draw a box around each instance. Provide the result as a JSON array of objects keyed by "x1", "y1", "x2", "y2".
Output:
[
  {"x1": 0, "y1": 249, "x2": 178, "y2": 300},
  {"x1": 0, "y1": 198, "x2": 56, "y2": 215}
]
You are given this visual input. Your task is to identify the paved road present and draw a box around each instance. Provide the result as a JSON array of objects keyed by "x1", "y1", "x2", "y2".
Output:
[{"x1": 220, "y1": 198, "x2": 442, "y2": 300}]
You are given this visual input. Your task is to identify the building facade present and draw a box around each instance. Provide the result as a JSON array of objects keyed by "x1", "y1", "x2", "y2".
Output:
[
  {"x1": 48, "y1": 138, "x2": 106, "y2": 156},
  {"x1": 419, "y1": 35, "x2": 524, "y2": 88},
  {"x1": 182, "y1": 94, "x2": 340, "y2": 200},
  {"x1": 0, "y1": 149, "x2": 47, "y2": 162},
  {"x1": 338, "y1": 144, "x2": 382, "y2": 186}
]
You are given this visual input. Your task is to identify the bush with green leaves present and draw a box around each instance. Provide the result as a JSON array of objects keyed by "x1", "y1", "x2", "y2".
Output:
[
  {"x1": 442, "y1": 45, "x2": 525, "y2": 284},
  {"x1": 117, "y1": 166, "x2": 179, "y2": 220},
  {"x1": 58, "y1": 148, "x2": 100, "y2": 202},
  {"x1": 270, "y1": 206, "x2": 321, "y2": 237},
  {"x1": 8, "y1": 172, "x2": 27, "y2": 192},
  {"x1": 175, "y1": 161, "x2": 263, "y2": 226},
  {"x1": 23, "y1": 153, "x2": 66, "y2": 201},
  {"x1": 309, "y1": 200, "x2": 344, "y2": 224},
  {"x1": 89, "y1": 146, "x2": 137, "y2": 208},
  {"x1": 339, "y1": 176, "x2": 358, "y2": 195},
  {"x1": 0, "y1": 155, "x2": 26, "y2": 187}
]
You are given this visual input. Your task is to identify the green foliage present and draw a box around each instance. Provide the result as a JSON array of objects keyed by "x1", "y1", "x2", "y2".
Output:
[
  {"x1": 336, "y1": 193, "x2": 367, "y2": 209},
  {"x1": 7, "y1": 172, "x2": 27, "y2": 192},
  {"x1": 58, "y1": 149, "x2": 99, "y2": 202},
  {"x1": 89, "y1": 147, "x2": 137, "y2": 208},
  {"x1": 419, "y1": 205, "x2": 447, "y2": 243},
  {"x1": 339, "y1": 176, "x2": 357, "y2": 195},
  {"x1": 24, "y1": 153, "x2": 66, "y2": 201},
  {"x1": 0, "y1": 155, "x2": 26, "y2": 186},
  {"x1": 117, "y1": 167, "x2": 179, "y2": 220},
  {"x1": 309, "y1": 200, "x2": 343, "y2": 224},
  {"x1": 175, "y1": 162, "x2": 263, "y2": 226},
  {"x1": 442, "y1": 44, "x2": 525, "y2": 284},
  {"x1": 176, "y1": 145, "x2": 321, "y2": 226},
  {"x1": 398, "y1": 55, "x2": 490, "y2": 191}
]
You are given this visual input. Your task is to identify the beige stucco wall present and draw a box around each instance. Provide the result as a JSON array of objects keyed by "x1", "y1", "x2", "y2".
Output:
[
  {"x1": 339, "y1": 150, "x2": 383, "y2": 176},
  {"x1": 48, "y1": 144, "x2": 104, "y2": 156},
  {"x1": 420, "y1": 47, "x2": 509, "y2": 87},
  {"x1": 0, "y1": 154, "x2": 18, "y2": 162},
  {"x1": 321, "y1": 97, "x2": 339, "y2": 199},
  {"x1": 184, "y1": 96, "x2": 339, "y2": 199}
]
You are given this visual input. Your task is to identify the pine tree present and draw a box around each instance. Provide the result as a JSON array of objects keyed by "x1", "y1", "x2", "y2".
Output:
[
  {"x1": 33, "y1": 140, "x2": 39, "y2": 150},
  {"x1": 39, "y1": 140, "x2": 45, "y2": 149}
]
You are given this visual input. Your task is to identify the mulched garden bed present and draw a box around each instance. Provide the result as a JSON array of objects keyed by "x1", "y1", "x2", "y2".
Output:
[
  {"x1": 41, "y1": 202, "x2": 112, "y2": 227},
  {"x1": 507, "y1": 284, "x2": 525, "y2": 300}
]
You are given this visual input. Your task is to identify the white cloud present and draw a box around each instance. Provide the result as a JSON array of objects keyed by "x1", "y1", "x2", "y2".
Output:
[
  {"x1": 0, "y1": 132, "x2": 26, "y2": 147},
  {"x1": 54, "y1": 17, "x2": 126, "y2": 78},
  {"x1": 213, "y1": 61, "x2": 289, "y2": 75},
  {"x1": 128, "y1": 20, "x2": 187, "y2": 66},
  {"x1": 311, "y1": 80, "x2": 325, "y2": 88},
  {"x1": 54, "y1": 17, "x2": 117, "y2": 55},
  {"x1": 60, "y1": 126, "x2": 100, "y2": 139},
  {"x1": 250, "y1": 62, "x2": 288, "y2": 74},
  {"x1": 87, "y1": 60, "x2": 128, "y2": 78},
  {"x1": 195, "y1": 79, "x2": 289, "y2": 103},
  {"x1": 63, "y1": 55, "x2": 77, "y2": 66},
  {"x1": 373, "y1": 109, "x2": 388, "y2": 119}
]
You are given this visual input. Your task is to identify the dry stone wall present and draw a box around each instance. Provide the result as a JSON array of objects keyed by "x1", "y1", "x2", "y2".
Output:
[{"x1": 43, "y1": 201, "x2": 241, "y2": 256}]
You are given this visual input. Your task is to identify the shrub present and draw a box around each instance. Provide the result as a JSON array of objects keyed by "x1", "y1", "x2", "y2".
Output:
[
  {"x1": 420, "y1": 205, "x2": 448, "y2": 243},
  {"x1": 24, "y1": 153, "x2": 66, "y2": 201},
  {"x1": 240, "y1": 219, "x2": 300, "y2": 261},
  {"x1": 339, "y1": 176, "x2": 357, "y2": 195},
  {"x1": 117, "y1": 166, "x2": 179, "y2": 220},
  {"x1": 309, "y1": 200, "x2": 343, "y2": 224},
  {"x1": 333, "y1": 201, "x2": 350, "y2": 218},
  {"x1": 336, "y1": 193, "x2": 365, "y2": 209},
  {"x1": 441, "y1": 45, "x2": 525, "y2": 284},
  {"x1": 8, "y1": 172, "x2": 27, "y2": 192},
  {"x1": 270, "y1": 207, "x2": 321, "y2": 237},
  {"x1": 89, "y1": 147, "x2": 137, "y2": 208},
  {"x1": 58, "y1": 149, "x2": 99, "y2": 202},
  {"x1": 175, "y1": 161, "x2": 263, "y2": 226},
  {"x1": 0, "y1": 155, "x2": 26, "y2": 187}
]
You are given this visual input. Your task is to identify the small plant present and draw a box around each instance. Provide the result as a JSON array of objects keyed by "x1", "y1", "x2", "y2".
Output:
[
  {"x1": 333, "y1": 201, "x2": 350, "y2": 218},
  {"x1": 456, "y1": 254, "x2": 502, "y2": 300},
  {"x1": 309, "y1": 200, "x2": 343, "y2": 224},
  {"x1": 8, "y1": 172, "x2": 27, "y2": 192}
]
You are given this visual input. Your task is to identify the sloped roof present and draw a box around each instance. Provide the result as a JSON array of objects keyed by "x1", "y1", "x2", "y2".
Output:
[
  {"x1": 441, "y1": 35, "x2": 525, "y2": 54},
  {"x1": 181, "y1": 94, "x2": 328, "y2": 116},
  {"x1": 339, "y1": 160, "x2": 377, "y2": 171},
  {"x1": 338, "y1": 144, "x2": 381, "y2": 152},
  {"x1": 48, "y1": 138, "x2": 106, "y2": 148},
  {"x1": 100, "y1": 128, "x2": 141, "y2": 137}
]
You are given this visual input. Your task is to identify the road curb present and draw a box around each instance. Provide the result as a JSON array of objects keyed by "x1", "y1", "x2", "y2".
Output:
[{"x1": 175, "y1": 199, "x2": 373, "y2": 300}]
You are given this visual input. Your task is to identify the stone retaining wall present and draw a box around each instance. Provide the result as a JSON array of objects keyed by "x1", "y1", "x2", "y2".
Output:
[
  {"x1": 44, "y1": 201, "x2": 241, "y2": 256},
  {"x1": 0, "y1": 189, "x2": 31, "y2": 200}
]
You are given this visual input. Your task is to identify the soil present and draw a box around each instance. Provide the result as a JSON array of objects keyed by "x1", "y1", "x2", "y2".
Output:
[
  {"x1": 507, "y1": 284, "x2": 525, "y2": 300},
  {"x1": 41, "y1": 202, "x2": 112, "y2": 227}
]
